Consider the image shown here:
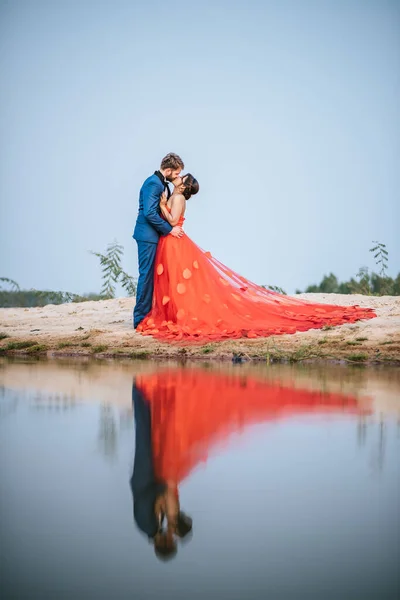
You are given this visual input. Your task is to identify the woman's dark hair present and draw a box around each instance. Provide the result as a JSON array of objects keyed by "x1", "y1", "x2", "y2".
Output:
[
  {"x1": 182, "y1": 174, "x2": 199, "y2": 200},
  {"x1": 175, "y1": 511, "x2": 193, "y2": 539}
]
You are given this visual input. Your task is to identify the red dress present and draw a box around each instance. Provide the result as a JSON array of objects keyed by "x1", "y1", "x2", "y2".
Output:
[
  {"x1": 135, "y1": 369, "x2": 366, "y2": 485},
  {"x1": 137, "y1": 211, "x2": 376, "y2": 342}
]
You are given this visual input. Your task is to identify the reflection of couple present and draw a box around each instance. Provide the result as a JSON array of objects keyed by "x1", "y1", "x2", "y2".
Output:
[
  {"x1": 130, "y1": 381, "x2": 192, "y2": 561},
  {"x1": 132, "y1": 153, "x2": 376, "y2": 341},
  {"x1": 130, "y1": 368, "x2": 367, "y2": 560}
]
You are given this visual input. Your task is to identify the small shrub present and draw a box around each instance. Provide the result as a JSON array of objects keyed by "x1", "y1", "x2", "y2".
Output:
[
  {"x1": 347, "y1": 353, "x2": 368, "y2": 362},
  {"x1": 92, "y1": 345, "x2": 108, "y2": 353},
  {"x1": 26, "y1": 344, "x2": 47, "y2": 353},
  {"x1": 57, "y1": 342, "x2": 73, "y2": 349},
  {"x1": 90, "y1": 241, "x2": 137, "y2": 298},
  {"x1": 0, "y1": 332, "x2": 10, "y2": 340},
  {"x1": 130, "y1": 350, "x2": 150, "y2": 359},
  {"x1": 201, "y1": 344, "x2": 215, "y2": 354},
  {"x1": 289, "y1": 348, "x2": 310, "y2": 362},
  {"x1": 6, "y1": 340, "x2": 37, "y2": 350}
]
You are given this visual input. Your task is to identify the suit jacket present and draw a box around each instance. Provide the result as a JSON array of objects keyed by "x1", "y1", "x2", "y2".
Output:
[
  {"x1": 133, "y1": 173, "x2": 172, "y2": 243},
  {"x1": 130, "y1": 382, "x2": 166, "y2": 538}
]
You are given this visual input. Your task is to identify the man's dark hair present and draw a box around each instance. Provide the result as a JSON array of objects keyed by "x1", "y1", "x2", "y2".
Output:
[{"x1": 160, "y1": 153, "x2": 184, "y2": 171}]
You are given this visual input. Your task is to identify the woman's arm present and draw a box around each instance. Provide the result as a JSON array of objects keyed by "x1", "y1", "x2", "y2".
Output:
[{"x1": 160, "y1": 194, "x2": 185, "y2": 226}]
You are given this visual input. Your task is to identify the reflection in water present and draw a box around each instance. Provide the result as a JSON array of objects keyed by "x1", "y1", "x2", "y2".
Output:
[
  {"x1": 369, "y1": 416, "x2": 387, "y2": 475},
  {"x1": 356, "y1": 414, "x2": 391, "y2": 475},
  {"x1": 1, "y1": 361, "x2": 399, "y2": 599},
  {"x1": 130, "y1": 368, "x2": 369, "y2": 560},
  {"x1": 97, "y1": 405, "x2": 118, "y2": 459},
  {"x1": 130, "y1": 383, "x2": 193, "y2": 561}
]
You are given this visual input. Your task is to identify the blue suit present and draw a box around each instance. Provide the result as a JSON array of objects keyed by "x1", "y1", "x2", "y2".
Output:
[
  {"x1": 133, "y1": 173, "x2": 172, "y2": 328},
  {"x1": 130, "y1": 382, "x2": 166, "y2": 539}
]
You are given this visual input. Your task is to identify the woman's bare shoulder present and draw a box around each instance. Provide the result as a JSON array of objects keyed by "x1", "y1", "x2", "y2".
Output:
[
  {"x1": 168, "y1": 193, "x2": 185, "y2": 208},
  {"x1": 172, "y1": 193, "x2": 185, "y2": 202}
]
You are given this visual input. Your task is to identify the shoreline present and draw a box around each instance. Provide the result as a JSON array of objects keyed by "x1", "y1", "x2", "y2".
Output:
[
  {"x1": 1, "y1": 293, "x2": 399, "y2": 365},
  {"x1": 0, "y1": 359, "x2": 399, "y2": 417}
]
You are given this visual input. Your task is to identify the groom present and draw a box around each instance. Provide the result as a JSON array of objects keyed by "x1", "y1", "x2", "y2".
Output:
[{"x1": 132, "y1": 153, "x2": 184, "y2": 329}]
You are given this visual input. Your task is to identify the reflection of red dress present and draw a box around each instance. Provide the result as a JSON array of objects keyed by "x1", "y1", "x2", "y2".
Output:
[
  {"x1": 137, "y1": 212, "x2": 376, "y2": 342},
  {"x1": 135, "y1": 369, "x2": 364, "y2": 485}
]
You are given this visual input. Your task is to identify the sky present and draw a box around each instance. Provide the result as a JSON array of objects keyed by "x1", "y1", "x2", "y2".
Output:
[{"x1": 0, "y1": 0, "x2": 399, "y2": 295}]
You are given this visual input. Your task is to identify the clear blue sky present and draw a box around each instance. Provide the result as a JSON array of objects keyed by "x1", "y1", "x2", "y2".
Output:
[{"x1": 1, "y1": 0, "x2": 399, "y2": 294}]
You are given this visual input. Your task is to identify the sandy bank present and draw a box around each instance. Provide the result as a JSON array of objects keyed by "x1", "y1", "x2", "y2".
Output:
[{"x1": 0, "y1": 294, "x2": 399, "y2": 364}]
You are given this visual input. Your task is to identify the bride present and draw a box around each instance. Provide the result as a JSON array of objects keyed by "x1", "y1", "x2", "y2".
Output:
[{"x1": 136, "y1": 175, "x2": 376, "y2": 341}]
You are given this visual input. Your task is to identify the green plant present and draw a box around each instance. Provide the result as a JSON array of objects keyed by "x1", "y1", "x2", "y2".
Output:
[
  {"x1": 201, "y1": 344, "x2": 215, "y2": 354},
  {"x1": 289, "y1": 345, "x2": 313, "y2": 362},
  {"x1": 355, "y1": 337, "x2": 368, "y2": 342},
  {"x1": 130, "y1": 350, "x2": 150, "y2": 359},
  {"x1": 261, "y1": 285, "x2": 287, "y2": 295},
  {"x1": 347, "y1": 353, "x2": 368, "y2": 362},
  {"x1": 92, "y1": 345, "x2": 108, "y2": 353},
  {"x1": 0, "y1": 288, "x2": 105, "y2": 308},
  {"x1": 0, "y1": 332, "x2": 10, "y2": 340},
  {"x1": 91, "y1": 240, "x2": 137, "y2": 299},
  {"x1": 6, "y1": 340, "x2": 38, "y2": 350},
  {"x1": 0, "y1": 277, "x2": 20, "y2": 291},
  {"x1": 354, "y1": 266, "x2": 371, "y2": 295},
  {"x1": 370, "y1": 241, "x2": 388, "y2": 278},
  {"x1": 26, "y1": 344, "x2": 47, "y2": 353},
  {"x1": 81, "y1": 342, "x2": 92, "y2": 347},
  {"x1": 295, "y1": 241, "x2": 399, "y2": 296}
]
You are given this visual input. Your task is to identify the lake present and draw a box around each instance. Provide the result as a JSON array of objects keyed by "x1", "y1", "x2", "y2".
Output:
[{"x1": 1, "y1": 358, "x2": 399, "y2": 600}]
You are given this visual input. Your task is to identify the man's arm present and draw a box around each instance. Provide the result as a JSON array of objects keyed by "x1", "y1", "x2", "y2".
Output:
[{"x1": 143, "y1": 180, "x2": 173, "y2": 236}]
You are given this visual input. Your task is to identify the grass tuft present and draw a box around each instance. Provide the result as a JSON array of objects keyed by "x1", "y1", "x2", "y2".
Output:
[
  {"x1": 130, "y1": 350, "x2": 150, "y2": 359},
  {"x1": 57, "y1": 342, "x2": 74, "y2": 349},
  {"x1": 6, "y1": 340, "x2": 37, "y2": 350},
  {"x1": 92, "y1": 345, "x2": 108, "y2": 353},
  {"x1": 347, "y1": 353, "x2": 368, "y2": 362},
  {"x1": 201, "y1": 344, "x2": 215, "y2": 354}
]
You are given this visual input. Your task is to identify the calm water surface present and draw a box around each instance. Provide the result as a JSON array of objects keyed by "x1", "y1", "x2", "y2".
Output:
[{"x1": 0, "y1": 359, "x2": 399, "y2": 600}]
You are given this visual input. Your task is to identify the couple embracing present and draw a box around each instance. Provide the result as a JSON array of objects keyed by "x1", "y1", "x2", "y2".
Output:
[{"x1": 132, "y1": 153, "x2": 375, "y2": 343}]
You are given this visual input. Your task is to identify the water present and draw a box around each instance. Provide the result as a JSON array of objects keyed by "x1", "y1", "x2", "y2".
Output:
[{"x1": 0, "y1": 359, "x2": 399, "y2": 600}]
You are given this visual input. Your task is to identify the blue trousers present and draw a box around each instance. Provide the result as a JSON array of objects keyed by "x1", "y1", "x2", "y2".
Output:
[
  {"x1": 130, "y1": 383, "x2": 165, "y2": 538},
  {"x1": 134, "y1": 241, "x2": 158, "y2": 328}
]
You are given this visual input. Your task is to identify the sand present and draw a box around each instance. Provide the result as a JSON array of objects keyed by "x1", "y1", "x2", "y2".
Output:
[{"x1": 0, "y1": 294, "x2": 399, "y2": 364}]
